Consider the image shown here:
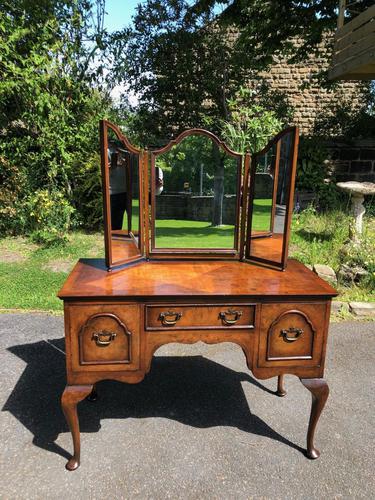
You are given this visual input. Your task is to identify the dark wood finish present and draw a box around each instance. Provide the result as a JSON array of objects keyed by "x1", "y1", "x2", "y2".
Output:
[
  {"x1": 67, "y1": 304, "x2": 141, "y2": 373},
  {"x1": 276, "y1": 374, "x2": 287, "y2": 397},
  {"x1": 58, "y1": 258, "x2": 336, "y2": 300},
  {"x1": 61, "y1": 384, "x2": 93, "y2": 470},
  {"x1": 59, "y1": 258, "x2": 337, "y2": 469},
  {"x1": 258, "y1": 303, "x2": 327, "y2": 367},
  {"x1": 145, "y1": 304, "x2": 255, "y2": 330},
  {"x1": 99, "y1": 125, "x2": 303, "y2": 270},
  {"x1": 59, "y1": 122, "x2": 335, "y2": 470},
  {"x1": 300, "y1": 378, "x2": 330, "y2": 459},
  {"x1": 281, "y1": 127, "x2": 299, "y2": 266}
]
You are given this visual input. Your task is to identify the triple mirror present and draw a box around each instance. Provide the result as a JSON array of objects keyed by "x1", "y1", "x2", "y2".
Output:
[
  {"x1": 100, "y1": 121, "x2": 144, "y2": 268},
  {"x1": 100, "y1": 121, "x2": 299, "y2": 271}
]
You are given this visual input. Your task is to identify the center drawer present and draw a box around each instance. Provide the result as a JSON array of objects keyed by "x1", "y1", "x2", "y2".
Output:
[{"x1": 145, "y1": 304, "x2": 255, "y2": 331}]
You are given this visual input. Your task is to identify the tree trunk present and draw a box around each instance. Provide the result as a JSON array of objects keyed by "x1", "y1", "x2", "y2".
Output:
[{"x1": 212, "y1": 143, "x2": 224, "y2": 226}]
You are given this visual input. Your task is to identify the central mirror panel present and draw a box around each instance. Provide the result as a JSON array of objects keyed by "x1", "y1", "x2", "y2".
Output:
[{"x1": 150, "y1": 130, "x2": 242, "y2": 256}]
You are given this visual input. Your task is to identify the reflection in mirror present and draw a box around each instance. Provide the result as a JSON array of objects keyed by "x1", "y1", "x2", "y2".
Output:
[
  {"x1": 251, "y1": 143, "x2": 276, "y2": 237},
  {"x1": 104, "y1": 124, "x2": 142, "y2": 266},
  {"x1": 248, "y1": 129, "x2": 296, "y2": 266},
  {"x1": 152, "y1": 133, "x2": 241, "y2": 250}
]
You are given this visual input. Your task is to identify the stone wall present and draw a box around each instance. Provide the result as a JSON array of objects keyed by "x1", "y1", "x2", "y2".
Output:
[
  {"x1": 156, "y1": 194, "x2": 237, "y2": 225},
  {"x1": 249, "y1": 36, "x2": 367, "y2": 136},
  {"x1": 328, "y1": 139, "x2": 375, "y2": 183},
  {"x1": 246, "y1": 36, "x2": 373, "y2": 182}
]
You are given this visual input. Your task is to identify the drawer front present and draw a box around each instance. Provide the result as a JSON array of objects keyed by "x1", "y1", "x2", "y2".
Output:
[
  {"x1": 68, "y1": 304, "x2": 140, "y2": 372},
  {"x1": 258, "y1": 303, "x2": 328, "y2": 368},
  {"x1": 145, "y1": 304, "x2": 255, "y2": 331}
]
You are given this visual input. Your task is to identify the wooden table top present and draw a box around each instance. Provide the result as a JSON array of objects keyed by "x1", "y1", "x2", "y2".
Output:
[{"x1": 58, "y1": 258, "x2": 338, "y2": 300}]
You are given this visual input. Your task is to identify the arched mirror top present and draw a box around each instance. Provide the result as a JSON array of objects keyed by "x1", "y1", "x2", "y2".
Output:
[
  {"x1": 253, "y1": 126, "x2": 298, "y2": 158},
  {"x1": 101, "y1": 119, "x2": 141, "y2": 155},
  {"x1": 151, "y1": 128, "x2": 243, "y2": 159}
]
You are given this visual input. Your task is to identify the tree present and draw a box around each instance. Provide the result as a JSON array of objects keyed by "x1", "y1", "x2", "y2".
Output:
[
  {"x1": 112, "y1": 0, "x2": 252, "y2": 145},
  {"x1": 0, "y1": 1, "x2": 121, "y2": 242},
  {"x1": 113, "y1": 0, "x2": 372, "y2": 146},
  {"x1": 185, "y1": 0, "x2": 374, "y2": 65}
]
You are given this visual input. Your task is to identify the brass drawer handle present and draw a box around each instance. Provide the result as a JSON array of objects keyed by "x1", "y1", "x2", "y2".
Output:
[
  {"x1": 92, "y1": 331, "x2": 117, "y2": 346},
  {"x1": 280, "y1": 327, "x2": 303, "y2": 342},
  {"x1": 159, "y1": 311, "x2": 182, "y2": 326},
  {"x1": 219, "y1": 309, "x2": 243, "y2": 326}
]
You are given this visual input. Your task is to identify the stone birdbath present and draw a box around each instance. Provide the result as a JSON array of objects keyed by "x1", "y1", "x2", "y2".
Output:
[{"x1": 337, "y1": 181, "x2": 375, "y2": 240}]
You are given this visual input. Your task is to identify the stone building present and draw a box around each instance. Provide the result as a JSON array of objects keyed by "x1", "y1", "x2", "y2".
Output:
[
  {"x1": 249, "y1": 37, "x2": 364, "y2": 135},
  {"x1": 249, "y1": 37, "x2": 374, "y2": 182}
]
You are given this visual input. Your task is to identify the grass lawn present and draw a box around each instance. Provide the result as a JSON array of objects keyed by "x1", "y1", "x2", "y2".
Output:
[
  {"x1": 155, "y1": 220, "x2": 235, "y2": 248},
  {"x1": 0, "y1": 207, "x2": 374, "y2": 313},
  {"x1": 155, "y1": 199, "x2": 272, "y2": 248},
  {"x1": 122, "y1": 199, "x2": 140, "y2": 231},
  {"x1": 0, "y1": 233, "x2": 103, "y2": 312},
  {"x1": 290, "y1": 209, "x2": 375, "y2": 304}
]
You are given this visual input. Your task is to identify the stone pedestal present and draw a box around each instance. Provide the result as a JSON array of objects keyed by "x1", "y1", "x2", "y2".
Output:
[{"x1": 336, "y1": 181, "x2": 375, "y2": 240}]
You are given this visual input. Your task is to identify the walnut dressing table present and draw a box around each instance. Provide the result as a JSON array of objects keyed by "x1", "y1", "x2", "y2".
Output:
[{"x1": 59, "y1": 123, "x2": 337, "y2": 470}]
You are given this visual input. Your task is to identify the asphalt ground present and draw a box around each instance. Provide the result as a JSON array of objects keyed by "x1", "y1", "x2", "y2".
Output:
[{"x1": 1, "y1": 314, "x2": 374, "y2": 499}]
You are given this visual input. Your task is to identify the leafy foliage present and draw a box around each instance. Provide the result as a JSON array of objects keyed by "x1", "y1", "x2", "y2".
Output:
[
  {"x1": 27, "y1": 190, "x2": 74, "y2": 246},
  {"x1": 296, "y1": 137, "x2": 340, "y2": 210},
  {"x1": 112, "y1": 0, "x2": 373, "y2": 147},
  {"x1": 185, "y1": 0, "x2": 373, "y2": 66},
  {"x1": 312, "y1": 85, "x2": 375, "y2": 140},
  {"x1": 112, "y1": 0, "x2": 256, "y2": 145},
  {"x1": 291, "y1": 207, "x2": 375, "y2": 296},
  {"x1": 220, "y1": 87, "x2": 286, "y2": 153},
  {"x1": 156, "y1": 134, "x2": 239, "y2": 194},
  {"x1": 0, "y1": 2, "x2": 120, "y2": 242}
]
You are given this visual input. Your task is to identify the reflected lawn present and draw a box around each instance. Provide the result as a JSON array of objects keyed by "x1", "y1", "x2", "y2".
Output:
[
  {"x1": 155, "y1": 220, "x2": 235, "y2": 248},
  {"x1": 155, "y1": 199, "x2": 272, "y2": 248}
]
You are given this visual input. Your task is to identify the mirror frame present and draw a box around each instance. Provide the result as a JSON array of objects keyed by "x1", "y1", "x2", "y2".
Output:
[
  {"x1": 245, "y1": 126, "x2": 299, "y2": 270},
  {"x1": 100, "y1": 122, "x2": 299, "y2": 271},
  {"x1": 149, "y1": 128, "x2": 244, "y2": 260},
  {"x1": 100, "y1": 119, "x2": 145, "y2": 270}
]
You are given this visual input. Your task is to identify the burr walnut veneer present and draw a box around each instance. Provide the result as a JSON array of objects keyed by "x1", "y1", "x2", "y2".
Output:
[{"x1": 59, "y1": 257, "x2": 337, "y2": 470}]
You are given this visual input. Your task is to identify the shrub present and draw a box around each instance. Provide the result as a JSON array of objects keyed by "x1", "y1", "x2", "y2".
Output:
[
  {"x1": 73, "y1": 152, "x2": 103, "y2": 230},
  {"x1": 220, "y1": 87, "x2": 284, "y2": 153},
  {"x1": 0, "y1": 156, "x2": 27, "y2": 235},
  {"x1": 296, "y1": 137, "x2": 340, "y2": 210},
  {"x1": 27, "y1": 190, "x2": 74, "y2": 246}
]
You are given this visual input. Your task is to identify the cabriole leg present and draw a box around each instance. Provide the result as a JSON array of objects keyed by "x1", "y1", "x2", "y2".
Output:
[
  {"x1": 300, "y1": 378, "x2": 329, "y2": 459},
  {"x1": 276, "y1": 374, "x2": 287, "y2": 397},
  {"x1": 86, "y1": 383, "x2": 98, "y2": 402},
  {"x1": 61, "y1": 384, "x2": 93, "y2": 471}
]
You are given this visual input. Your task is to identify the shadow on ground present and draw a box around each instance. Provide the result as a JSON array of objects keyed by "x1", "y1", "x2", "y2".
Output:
[{"x1": 2, "y1": 338, "x2": 304, "y2": 463}]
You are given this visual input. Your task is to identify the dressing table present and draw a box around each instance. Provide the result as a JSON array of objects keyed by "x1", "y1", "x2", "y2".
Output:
[{"x1": 59, "y1": 123, "x2": 337, "y2": 470}]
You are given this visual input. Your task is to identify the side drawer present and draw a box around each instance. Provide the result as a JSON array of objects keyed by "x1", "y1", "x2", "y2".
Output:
[
  {"x1": 257, "y1": 302, "x2": 328, "y2": 368},
  {"x1": 67, "y1": 304, "x2": 141, "y2": 372},
  {"x1": 145, "y1": 304, "x2": 255, "y2": 331}
]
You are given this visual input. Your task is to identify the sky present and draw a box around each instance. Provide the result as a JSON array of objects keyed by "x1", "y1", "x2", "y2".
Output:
[
  {"x1": 103, "y1": 0, "x2": 141, "y2": 32},
  {"x1": 103, "y1": 0, "x2": 220, "y2": 32},
  {"x1": 102, "y1": 1, "x2": 223, "y2": 102}
]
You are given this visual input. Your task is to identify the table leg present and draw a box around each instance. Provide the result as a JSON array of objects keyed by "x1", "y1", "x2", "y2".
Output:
[
  {"x1": 86, "y1": 384, "x2": 98, "y2": 402},
  {"x1": 61, "y1": 384, "x2": 93, "y2": 471},
  {"x1": 300, "y1": 378, "x2": 329, "y2": 459},
  {"x1": 276, "y1": 374, "x2": 287, "y2": 397}
]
